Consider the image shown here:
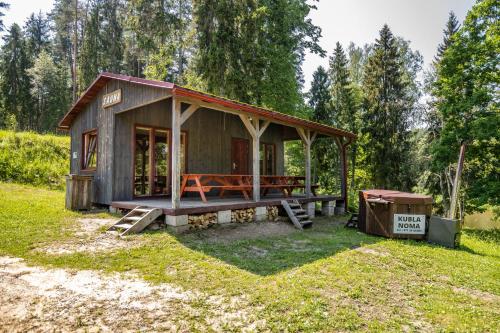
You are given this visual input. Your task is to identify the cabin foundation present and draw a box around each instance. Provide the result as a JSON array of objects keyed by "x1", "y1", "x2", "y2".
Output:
[
  {"x1": 321, "y1": 200, "x2": 336, "y2": 216},
  {"x1": 217, "y1": 210, "x2": 232, "y2": 224}
]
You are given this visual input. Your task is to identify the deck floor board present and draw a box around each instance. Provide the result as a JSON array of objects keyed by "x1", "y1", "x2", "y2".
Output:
[{"x1": 112, "y1": 193, "x2": 341, "y2": 216}]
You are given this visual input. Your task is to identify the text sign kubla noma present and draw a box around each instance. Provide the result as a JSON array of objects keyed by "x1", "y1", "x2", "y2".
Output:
[
  {"x1": 393, "y1": 214, "x2": 426, "y2": 234},
  {"x1": 102, "y1": 89, "x2": 122, "y2": 108}
]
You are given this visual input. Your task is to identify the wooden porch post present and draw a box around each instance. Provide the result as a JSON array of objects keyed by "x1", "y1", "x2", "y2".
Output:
[
  {"x1": 239, "y1": 115, "x2": 271, "y2": 202},
  {"x1": 171, "y1": 97, "x2": 181, "y2": 209},
  {"x1": 335, "y1": 137, "x2": 350, "y2": 212},
  {"x1": 252, "y1": 119, "x2": 260, "y2": 201},
  {"x1": 297, "y1": 128, "x2": 316, "y2": 198}
]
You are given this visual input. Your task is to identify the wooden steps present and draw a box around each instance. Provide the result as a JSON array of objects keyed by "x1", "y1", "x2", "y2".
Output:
[
  {"x1": 281, "y1": 199, "x2": 313, "y2": 230},
  {"x1": 108, "y1": 206, "x2": 163, "y2": 236}
]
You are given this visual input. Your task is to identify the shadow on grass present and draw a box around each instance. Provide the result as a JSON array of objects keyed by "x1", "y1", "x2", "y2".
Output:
[{"x1": 170, "y1": 218, "x2": 383, "y2": 276}]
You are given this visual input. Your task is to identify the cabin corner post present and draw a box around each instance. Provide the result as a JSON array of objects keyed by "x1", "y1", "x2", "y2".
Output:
[{"x1": 171, "y1": 96, "x2": 182, "y2": 209}]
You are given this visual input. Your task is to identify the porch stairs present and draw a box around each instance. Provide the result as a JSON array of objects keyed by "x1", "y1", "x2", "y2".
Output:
[
  {"x1": 281, "y1": 199, "x2": 313, "y2": 230},
  {"x1": 108, "y1": 206, "x2": 163, "y2": 236}
]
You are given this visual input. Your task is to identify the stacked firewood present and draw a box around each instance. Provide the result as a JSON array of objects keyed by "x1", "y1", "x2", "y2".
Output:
[
  {"x1": 267, "y1": 206, "x2": 279, "y2": 221},
  {"x1": 231, "y1": 208, "x2": 255, "y2": 223},
  {"x1": 188, "y1": 212, "x2": 217, "y2": 229}
]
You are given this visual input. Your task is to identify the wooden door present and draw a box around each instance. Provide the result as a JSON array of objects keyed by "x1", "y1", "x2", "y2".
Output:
[{"x1": 231, "y1": 138, "x2": 249, "y2": 174}]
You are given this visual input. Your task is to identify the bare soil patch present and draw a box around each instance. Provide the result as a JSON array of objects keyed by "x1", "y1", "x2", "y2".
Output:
[
  {"x1": 0, "y1": 257, "x2": 264, "y2": 332},
  {"x1": 36, "y1": 217, "x2": 146, "y2": 255}
]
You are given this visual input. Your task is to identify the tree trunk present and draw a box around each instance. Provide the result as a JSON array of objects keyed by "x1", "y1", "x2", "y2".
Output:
[{"x1": 72, "y1": 0, "x2": 79, "y2": 102}]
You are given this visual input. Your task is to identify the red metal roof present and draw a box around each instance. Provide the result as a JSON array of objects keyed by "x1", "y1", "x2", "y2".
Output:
[{"x1": 58, "y1": 72, "x2": 356, "y2": 139}]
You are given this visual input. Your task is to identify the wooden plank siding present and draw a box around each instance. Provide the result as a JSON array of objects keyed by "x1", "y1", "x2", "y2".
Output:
[
  {"x1": 112, "y1": 99, "x2": 286, "y2": 202},
  {"x1": 70, "y1": 80, "x2": 168, "y2": 204}
]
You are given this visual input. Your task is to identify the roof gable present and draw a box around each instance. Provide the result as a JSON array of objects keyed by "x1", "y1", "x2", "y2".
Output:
[{"x1": 59, "y1": 72, "x2": 356, "y2": 140}]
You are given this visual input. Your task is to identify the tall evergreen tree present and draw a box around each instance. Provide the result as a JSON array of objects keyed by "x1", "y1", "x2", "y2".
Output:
[
  {"x1": 420, "y1": 11, "x2": 461, "y2": 214},
  {"x1": 329, "y1": 42, "x2": 359, "y2": 188},
  {"x1": 100, "y1": 0, "x2": 123, "y2": 73},
  {"x1": 193, "y1": 0, "x2": 324, "y2": 114},
  {"x1": 308, "y1": 66, "x2": 339, "y2": 193},
  {"x1": 431, "y1": 0, "x2": 499, "y2": 215},
  {"x1": 24, "y1": 12, "x2": 51, "y2": 59},
  {"x1": 0, "y1": 24, "x2": 32, "y2": 129},
  {"x1": 309, "y1": 66, "x2": 331, "y2": 125},
  {"x1": 361, "y1": 24, "x2": 419, "y2": 190},
  {"x1": 27, "y1": 50, "x2": 70, "y2": 131},
  {"x1": 125, "y1": 0, "x2": 191, "y2": 82},
  {"x1": 50, "y1": 0, "x2": 84, "y2": 101},
  {"x1": 79, "y1": 0, "x2": 101, "y2": 89},
  {"x1": 0, "y1": 1, "x2": 9, "y2": 32},
  {"x1": 435, "y1": 11, "x2": 460, "y2": 62}
]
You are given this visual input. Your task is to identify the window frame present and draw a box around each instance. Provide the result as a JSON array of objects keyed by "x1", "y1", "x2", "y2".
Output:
[
  {"x1": 132, "y1": 123, "x2": 188, "y2": 197},
  {"x1": 81, "y1": 128, "x2": 98, "y2": 172},
  {"x1": 259, "y1": 142, "x2": 276, "y2": 175}
]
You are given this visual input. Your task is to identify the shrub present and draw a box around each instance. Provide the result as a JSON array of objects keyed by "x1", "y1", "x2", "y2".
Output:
[{"x1": 0, "y1": 130, "x2": 69, "y2": 189}]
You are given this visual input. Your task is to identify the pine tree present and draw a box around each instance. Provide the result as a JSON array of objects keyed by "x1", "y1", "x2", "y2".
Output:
[
  {"x1": 0, "y1": 24, "x2": 33, "y2": 129},
  {"x1": 27, "y1": 50, "x2": 70, "y2": 131},
  {"x1": 431, "y1": 0, "x2": 499, "y2": 214},
  {"x1": 329, "y1": 42, "x2": 359, "y2": 188},
  {"x1": 125, "y1": 0, "x2": 191, "y2": 82},
  {"x1": 309, "y1": 66, "x2": 331, "y2": 125},
  {"x1": 79, "y1": 0, "x2": 100, "y2": 90},
  {"x1": 421, "y1": 11, "x2": 461, "y2": 214},
  {"x1": 435, "y1": 11, "x2": 460, "y2": 62},
  {"x1": 24, "y1": 12, "x2": 51, "y2": 59},
  {"x1": 50, "y1": 0, "x2": 84, "y2": 101},
  {"x1": 100, "y1": 0, "x2": 123, "y2": 73},
  {"x1": 362, "y1": 24, "x2": 418, "y2": 190},
  {"x1": 193, "y1": 0, "x2": 324, "y2": 114},
  {"x1": 308, "y1": 66, "x2": 339, "y2": 193},
  {"x1": 0, "y1": 2, "x2": 9, "y2": 32}
]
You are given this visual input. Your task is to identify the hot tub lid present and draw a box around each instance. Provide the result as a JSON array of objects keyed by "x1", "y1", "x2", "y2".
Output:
[{"x1": 361, "y1": 189, "x2": 433, "y2": 205}]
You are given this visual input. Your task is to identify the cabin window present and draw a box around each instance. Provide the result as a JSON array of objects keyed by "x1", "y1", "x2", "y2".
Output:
[
  {"x1": 260, "y1": 143, "x2": 276, "y2": 175},
  {"x1": 134, "y1": 125, "x2": 187, "y2": 197},
  {"x1": 82, "y1": 129, "x2": 97, "y2": 170}
]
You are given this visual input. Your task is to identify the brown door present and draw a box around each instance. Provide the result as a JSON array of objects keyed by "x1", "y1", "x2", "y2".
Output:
[{"x1": 231, "y1": 138, "x2": 249, "y2": 174}]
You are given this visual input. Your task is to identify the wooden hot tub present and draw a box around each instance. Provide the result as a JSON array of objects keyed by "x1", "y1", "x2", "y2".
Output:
[{"x1": 358, "y1": 190, "x2": 433, "y2": 240}]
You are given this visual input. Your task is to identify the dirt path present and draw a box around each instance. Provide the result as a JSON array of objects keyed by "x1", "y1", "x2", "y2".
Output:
[{"x1": 0, "y1": 257, "x2": 263, "y2": 332}]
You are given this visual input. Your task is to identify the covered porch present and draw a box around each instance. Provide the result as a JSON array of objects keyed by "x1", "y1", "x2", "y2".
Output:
[{"x1": 111, "y1": 193, "x2": 343, "y2": 216}]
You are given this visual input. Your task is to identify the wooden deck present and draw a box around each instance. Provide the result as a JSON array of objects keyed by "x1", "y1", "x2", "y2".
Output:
[{"x1": 112, "y1": 193, "x2": 341, "y2": 216}]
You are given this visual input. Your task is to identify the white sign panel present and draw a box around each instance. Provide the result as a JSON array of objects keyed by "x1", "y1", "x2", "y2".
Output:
[
  {"x1": 393, "y1": 214, "x2": 426, "y2": 234},
  {"x1": 102, "y1": 89, "x2": 122, "y2": 108}
]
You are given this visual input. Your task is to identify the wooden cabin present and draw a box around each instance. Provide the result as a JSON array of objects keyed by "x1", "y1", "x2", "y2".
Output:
[{"x1": 59, "y1": 72, "x2": 355, "y2": 231}]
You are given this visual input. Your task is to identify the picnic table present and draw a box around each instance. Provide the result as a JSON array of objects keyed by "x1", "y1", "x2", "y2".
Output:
[{"x1": 180, "y1": 174, "x2": 318, "y2": 202}]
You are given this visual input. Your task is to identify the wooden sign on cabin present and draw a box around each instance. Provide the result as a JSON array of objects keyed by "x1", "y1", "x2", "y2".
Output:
[{"x1": 102, "y1": 89, "x2": 122, "y2": 108}]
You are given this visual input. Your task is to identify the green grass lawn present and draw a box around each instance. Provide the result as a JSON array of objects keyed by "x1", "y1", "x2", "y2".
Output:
[{"x1": 0, "y1": 182, "x2": 499, "y2": 332}]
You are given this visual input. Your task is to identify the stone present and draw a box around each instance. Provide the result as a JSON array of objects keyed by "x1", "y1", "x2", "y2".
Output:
[
  {"x1": 255, "y1": 206, "x2": 267, "y2": 221},
  {"x1": 305, "y1": 202, "x2": 315, "y2": 218},
  {"x1": 166, "y1": 224, "x2": 190, "y2": 234},
  {"x1": 321, "y1": 200, "x2": 335, "y2": 216},
  {"x1": 334, "y1": 207, "x2": 345, "y2": 215},
  {"x1": 217, "y1": 210, "x2": 232, "y2": 224},
  {"x1": 165, "y1": 214, "x2": 188, "y2": 227},
  {"x1": 109, "y1": 206, "x2": 117, "y2": 214}
]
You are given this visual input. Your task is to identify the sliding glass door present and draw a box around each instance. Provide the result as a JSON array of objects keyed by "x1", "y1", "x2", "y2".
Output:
[
  {"x1": 133, "y1": 125, "x2": 187, "y2": 197},
  {"x1": 134, "y1": 127, "x2": 152, "y2": 196},
  {"x1": 153, "y1": 129, "x2": 169, "y2": 195}
]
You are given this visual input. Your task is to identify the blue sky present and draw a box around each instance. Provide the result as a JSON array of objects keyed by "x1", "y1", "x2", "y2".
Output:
[{"x1": 4, "y1": 0, "x2": 475, "y2": 90}]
